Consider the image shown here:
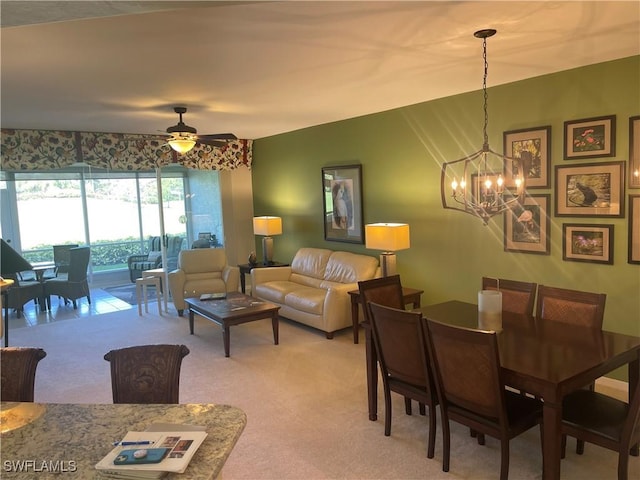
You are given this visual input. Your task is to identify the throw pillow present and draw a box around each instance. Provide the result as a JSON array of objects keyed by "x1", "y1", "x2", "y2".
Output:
[{"x1": 147, "y1": 251, "x2": 162, "y2": 263}]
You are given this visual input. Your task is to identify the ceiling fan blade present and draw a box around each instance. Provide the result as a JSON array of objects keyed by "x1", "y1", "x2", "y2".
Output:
[
  {"x1": 199, "y1": 133, "x2": 237, "y2": 141},
  {"x1": 197, "y1": 138, "x2": 229, "y2": 147}
]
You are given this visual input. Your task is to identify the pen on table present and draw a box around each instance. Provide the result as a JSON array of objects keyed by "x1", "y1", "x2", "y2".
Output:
[{"x1": 112, "y1": 440, "x2": 154, "y2": 446}]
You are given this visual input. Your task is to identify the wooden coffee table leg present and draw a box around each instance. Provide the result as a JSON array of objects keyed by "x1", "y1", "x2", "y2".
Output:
[
  {"x1": 189, "y1": 308, "x2": 195, "y2": 334},
  {"x1": 222, "y1": 322, "x2": 231, "y2": 357},
  {"x1": 271, "y1": 313, "x2": 279, "y2": 345}
]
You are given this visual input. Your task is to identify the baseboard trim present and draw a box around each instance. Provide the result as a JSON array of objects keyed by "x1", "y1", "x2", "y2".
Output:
[{"x1": 595, "y1": 376, "x2": 628, "y2": 401}]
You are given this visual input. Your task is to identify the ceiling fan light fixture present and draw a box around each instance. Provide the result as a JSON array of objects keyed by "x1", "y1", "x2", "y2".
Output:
[{"x1": 168, "y1": 135, "x2": 196, "y2": 154}]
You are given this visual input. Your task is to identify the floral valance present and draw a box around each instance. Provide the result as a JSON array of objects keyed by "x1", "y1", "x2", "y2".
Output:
[{"x1": 0, "y1": 129, "x2": 252, "y2": 172}]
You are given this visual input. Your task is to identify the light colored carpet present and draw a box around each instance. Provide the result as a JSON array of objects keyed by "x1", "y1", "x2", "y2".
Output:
[{"x1": 8, "y1": 305, "x2": 638, "y2": 479}]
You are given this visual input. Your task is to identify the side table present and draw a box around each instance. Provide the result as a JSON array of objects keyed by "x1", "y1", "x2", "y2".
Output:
[
  {"x1": 347, "y1": 286, "x2": 424, "y2": 344},
  {"x1": 141, "y1": 268, "x2": 168, "y2": 313},
  {"x1": 238, "y1": 262, "x2": 289, "y2": 294}
]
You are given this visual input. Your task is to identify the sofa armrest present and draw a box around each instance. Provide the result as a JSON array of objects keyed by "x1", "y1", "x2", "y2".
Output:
[
  {"x1": 323, "y1": 282, "x2": 358, "y2": 329},
  {"x1": 222, "y1": 265, "x2": 240, "y2": 292},
  {"x1": 251, "y1": 266, "x2": 292, "y2": 284},
  {"x1": 168, "y1": 269, "x2": 187, "y2": 311}
]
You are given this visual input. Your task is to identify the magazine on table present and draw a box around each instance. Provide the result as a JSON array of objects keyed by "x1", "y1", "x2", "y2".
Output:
[{"x1": 95, "y1": 425, "x2": 207, "y2": 479}]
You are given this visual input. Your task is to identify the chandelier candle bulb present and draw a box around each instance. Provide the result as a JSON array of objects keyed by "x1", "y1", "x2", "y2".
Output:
[{"x1": 478, "y1": 289, "x2": 502, "y2": 331}]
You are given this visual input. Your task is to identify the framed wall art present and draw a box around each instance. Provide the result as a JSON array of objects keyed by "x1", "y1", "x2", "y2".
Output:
[
  {"x1": 554, "y1": 161, "x2": 625, "y2": 217},
  {"x1": 504, "y1": 194, "x2": 550, "y2": 255},
  {"x1": 503, "y1": 125, "x2": 551, "y2": 188},
  {"x1": 630, "y1": 115, "x2": 640, "y2": 188},
  {"x1": 321, "y1": 164, "x2": 364, "y2": 244},
  {"x1": 563, "y1": 115, "x2": 616, "y2": 160},
  {"x1": 563, "y1": 223, "x2": 614, "y2": 265},
  {"x1": 629, "y1": 194, "x2": 640, "y2": 264}
]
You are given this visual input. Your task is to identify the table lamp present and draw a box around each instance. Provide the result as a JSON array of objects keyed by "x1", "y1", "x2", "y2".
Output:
[
  {"x1": 253, "y1": 216, "x2": 282, "y2": 265},
  {"x1": 365, "y1": 223, "x2": 410, "y2": 277}
]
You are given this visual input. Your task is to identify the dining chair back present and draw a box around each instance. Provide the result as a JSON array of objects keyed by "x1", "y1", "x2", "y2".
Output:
[
  {"x1": 0, "y1": 347, "x2": 47, "y2": 402},
  {"x1": 44, "y1": 246, "x2": 91, "y2": 309},
  {"x1": 103, "y1": 344, "x2": 190, "y2": 404},
  {"x1": 481, "y1": 277, "x2": 537, "y2": 315},
  {"x1": 536, "y1": 285, "x2": 606, "y2": 329},
  {"x1": 423, "y1": 318, "x2": 542, "y2": 479},
  {"x1": 358, "y1": 275, "x2": 417, "y2": 415},
  {"x1": 357, "y1": 275, "x2": 404, "y2": 322},
  {"x1": 368, "y1": 301, "x2": 438, "y2": 458},
  {"x1": 561, "y1": 381, "x2": 640, "y2": 480},
  {"x1": 53, "y1": 244, "x2": 79, "y2": 276}
]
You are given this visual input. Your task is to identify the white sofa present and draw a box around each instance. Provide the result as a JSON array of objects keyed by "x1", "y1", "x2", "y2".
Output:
[{"x1": 251, "y1": 247, "x2": 380, "y2": 338}]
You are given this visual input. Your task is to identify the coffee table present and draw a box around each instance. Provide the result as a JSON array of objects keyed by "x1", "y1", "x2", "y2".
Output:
[{"x1": 185, "y1": 293, "x2": 280, "y2": 357}]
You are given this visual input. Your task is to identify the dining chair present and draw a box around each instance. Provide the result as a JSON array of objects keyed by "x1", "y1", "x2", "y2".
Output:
[
  {"x1": 0, "y1": 347, "x2": 47, "y2": 401},
  {"x1": 536, "y1": 284, "x2": 607, "y2": 454},
  {"x1": 536, "y1": 285, "x2": 606, "y2": 329},
  {"x1": 44, "y1": 246, "x2": 91, "y2": 310},
  {"x1": 423, "y1": 318, "x2": 543, "y2": 479},
  {"x1": 103, "y1": 344, "x2": 190, "y2": 404},
  {"x1": 560, "y1": 382, "x2": 640, "y2": 480},
  {"x1": 4, "y1": 273, "x2": 44, "y2": 319},
  {"x1": 358, "y1": 275, "x2": 417, "y2": 414},
  {"x1": 481, "y1": 277, "x2": 537, "y2": 315},
  {"x1": 367, "y1": 301, "x2": 438, "y2": 458}
]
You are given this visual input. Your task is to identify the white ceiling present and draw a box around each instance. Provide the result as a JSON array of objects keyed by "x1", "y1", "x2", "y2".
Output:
[{"x1": 1, "y1": 1, "x2": 639, "y2": 141}]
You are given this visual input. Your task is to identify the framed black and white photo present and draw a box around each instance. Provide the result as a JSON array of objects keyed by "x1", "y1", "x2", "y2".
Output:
[
  {"x1": 554, "y1": 161, "x2": 625, "y2": 217},
  {"x1": 322, "y1": 164, "x2": 364, "y2": 243}
]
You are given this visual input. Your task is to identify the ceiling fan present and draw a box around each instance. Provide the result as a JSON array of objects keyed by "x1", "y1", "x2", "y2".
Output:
[{"x1": 161, "y1": 106, "x2": 237, "y2": 154}]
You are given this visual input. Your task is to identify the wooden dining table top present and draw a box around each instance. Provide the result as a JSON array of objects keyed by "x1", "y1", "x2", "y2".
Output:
[{"x1": 414, "y1": 300, "x2": 640, "y2": 480}]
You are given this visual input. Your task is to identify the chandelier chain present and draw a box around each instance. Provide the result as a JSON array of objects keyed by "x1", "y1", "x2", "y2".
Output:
[{"x1": 482, "y1": 36, "x2": 489, "y2": 149}]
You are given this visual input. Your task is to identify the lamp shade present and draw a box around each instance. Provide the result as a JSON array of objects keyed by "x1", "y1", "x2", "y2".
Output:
[
  {"x1": 1, "y1": 239, "x2": 33, "y2": 275},
  {"x1": 365, "y1": 223, "x2": 410, "y2": 252},
  {"x1": 253, "y1": 216, "x2": 282, "y2": 236},
  {"x1": 168, "y1": 138, "x2": 196, "y2": 154}
]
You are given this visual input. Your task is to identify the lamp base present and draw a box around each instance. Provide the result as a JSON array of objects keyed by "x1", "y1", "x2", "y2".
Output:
[
  {"x1": 380, "y1": 253, "x2": 397, "y2": 277},
  {"x1": 262, "y1": 236, "x2": 274, "y2": 265}
]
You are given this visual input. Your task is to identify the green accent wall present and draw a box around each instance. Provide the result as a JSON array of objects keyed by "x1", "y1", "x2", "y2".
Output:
[{"x1": 252, "y1": 56, "x2": 640, "y2": 380}]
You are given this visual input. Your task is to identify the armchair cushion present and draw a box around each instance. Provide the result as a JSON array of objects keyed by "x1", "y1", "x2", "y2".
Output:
[
  {"x1": 147, "y1": 251, "x2": 162, "y2": 262},
  {"x1": 168, "y1": 248, "x2": 239, "y2": 316}
]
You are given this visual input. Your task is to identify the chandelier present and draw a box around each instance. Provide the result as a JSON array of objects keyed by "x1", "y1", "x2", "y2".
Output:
[{"x1": 440, "y1": 29, "x2": 525, "y2": 225}]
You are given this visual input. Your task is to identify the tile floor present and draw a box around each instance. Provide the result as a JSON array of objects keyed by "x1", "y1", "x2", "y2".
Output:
[{"x1": 4, "y1": 287, "x2": 134, "y2": 331}]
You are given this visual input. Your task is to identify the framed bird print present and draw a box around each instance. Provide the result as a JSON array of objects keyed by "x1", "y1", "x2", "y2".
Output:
[
  {"x1": 504, "y1": 194, "x2": 550, "y2": 254},
  {"x1": 554, "y1": 161, "x2": 625, "y2": 217}
]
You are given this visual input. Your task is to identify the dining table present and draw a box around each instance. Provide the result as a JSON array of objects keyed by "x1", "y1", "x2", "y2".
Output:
[
  {"x1": 364, "y1": 300, "x2": 640, "y2": 480},
  {"x1": 0, "y1": 402, "x2": 247, "y2": 479}
]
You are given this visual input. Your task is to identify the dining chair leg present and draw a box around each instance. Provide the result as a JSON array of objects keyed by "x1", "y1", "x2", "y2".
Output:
[
  {"x1": 383, "y1": 388, "x2": 392, "y2": 436},
  {"x1": 442, "y1": 415, "x2": 451, "y2": 472},
  {"x1": 499, "y1": 440, "x2": 510, "y2": 480},
  {"x1": 427, "y1": 405, "x2": 436, "y2": 459},
  {"x1": 576, "y1": 438, "x2": 585, "y2": 455},
  {"x1": 404, "y1": 397, "x2": 412, "y2": 415}
]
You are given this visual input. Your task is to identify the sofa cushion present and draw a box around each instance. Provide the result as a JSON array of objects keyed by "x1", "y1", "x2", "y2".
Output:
[
  {"x1": 324, "y1": 251, "x2": 379, "y2": 283},
  {"x1": 285, "y1": 287, "x2": 326, "y2": 315},
  {"x1": 254, "y1": 281, "x2": 305, "y2": 304},
  {"x1": 290, "y1": 248, "x2": 333, "y2": 280}
]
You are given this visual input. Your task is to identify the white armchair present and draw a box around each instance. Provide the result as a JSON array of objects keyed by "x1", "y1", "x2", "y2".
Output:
[{"x1": 168, "y1": 249, "x2": 239, "y2": 316}]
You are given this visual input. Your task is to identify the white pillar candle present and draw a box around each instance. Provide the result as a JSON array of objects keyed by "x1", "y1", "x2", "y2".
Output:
[{"x1": 478, "y1": 290, "x2": 502, "y2": 331}]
